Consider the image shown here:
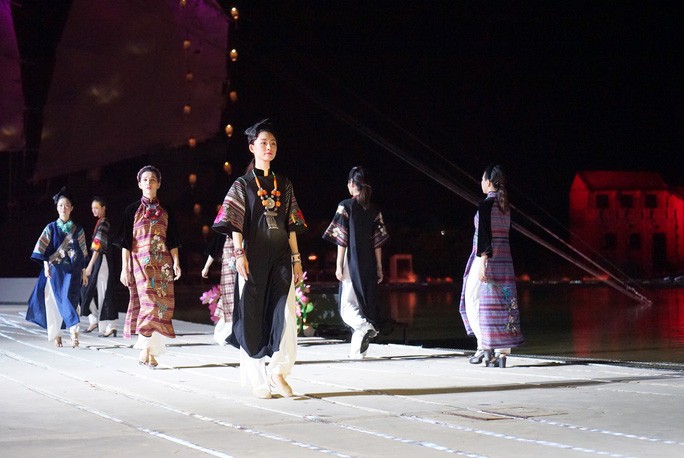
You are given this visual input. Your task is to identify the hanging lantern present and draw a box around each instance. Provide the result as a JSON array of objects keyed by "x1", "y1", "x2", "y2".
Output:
[
  {"x1": 180, "y1": 0, "x2": 187, "y2": 7},
  {"x1": 183, "y1": 40, "x2": 191, "y2": 50},
  {"x1": 229, "y1": 49, "x2": 238, "y2": 62},
  {"x1": 183, "y1": 104, "x2": 192, "y2": 115},
  {"x1": 229, "y1": 90, "x2": 238, "y2": 103},
  {"x1": 193, "y1": 203, "x2": 202, "y2": 216},
  {"x1": 223, "y1": 161, "x2": 232, "y2": 175},
  {"x1": 224, "y1": 124, "x2": 234, "y2": 137},
  {"x1": 188, "y1": 173, "x2": 197, "y2": 186},
  {"x1": 201, "y1": 225, "x2": 210, "y2": 237},
  {"x1": 188, "y1": 137, "x2": 197, "y2": 148},
  {"x1": 231, "y1": 7, "x2": 239, "y2": 20},
  {"x1": 185, "y1": 71, "x2": 194, "y2": 82}
]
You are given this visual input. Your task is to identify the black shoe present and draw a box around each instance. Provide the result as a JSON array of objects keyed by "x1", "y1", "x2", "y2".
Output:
[
  {"x1": 98, "y1": 329, "x2": 118, "y2": 338},
  {"x1": 469, "y1": 350, "x2": 485, "y2": 364},
  {"x1": 485, "y1": 352, "x2": 507, "y2": 368},
  {"x1": 359, "y1": 329, "x2": 376, "y2": 354}
]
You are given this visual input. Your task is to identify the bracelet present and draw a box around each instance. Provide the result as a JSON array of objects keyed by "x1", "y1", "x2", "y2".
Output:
[
  {"x1": 291, "y1": 252, "x2": 301, "y2": 264},
  {"x1": 234, "y1": 248, "x2": 245, "y2": 258}
]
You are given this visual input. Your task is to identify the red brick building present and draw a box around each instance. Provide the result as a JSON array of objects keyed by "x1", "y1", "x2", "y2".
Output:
[{"x1": 569, "y1": 171, "x2": 684, "y2": 275}]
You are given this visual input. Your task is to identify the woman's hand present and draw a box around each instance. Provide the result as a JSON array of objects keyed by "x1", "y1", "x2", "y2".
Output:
[
  {"x1": 236, "y1": 256, "x2": 249, "y2": 280},
  {"x1": 293, "y1": 261, "x2": 303, "y2": 284},
  {"x1": 376, "y1": 266, "x2": 384, "y2": 284},
  {"x1": 81, "y1": 269, "x2": 88, "y2": 286},
  {"x1": 201, "y1": 265, "x2": 209, "y2": 278},
  {"x1": 479, "y1": 257, "x2": 488, "y2": 282},
  {"x1": 335, "y1": 266, "x2": 343, "y2": 281},
  {"x1": 120, "y1": 269, "x2": 130, "y2": 287},
  {"x1": 173, "y1": 262, "x2": 182, "y2": 280},
  {"x1": 85, "y1": 265, "x2": 93, "y2": 277},
  {"x1": 44, "y1": 264, "x2": 51, "y2": 279}
]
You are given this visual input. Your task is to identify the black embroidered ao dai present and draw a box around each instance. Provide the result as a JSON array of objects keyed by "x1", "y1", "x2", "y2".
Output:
[
  {"x1": 323, "y1": 198, "x2": 389, "y2": 325},
  {"x1": 212, "y1": 169, "x2": 307, "y2": 358}
]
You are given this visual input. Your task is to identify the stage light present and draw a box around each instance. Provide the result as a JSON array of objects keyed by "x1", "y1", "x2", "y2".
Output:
[
  {"x1": 229, "y1": 90, "x2": 238, "y2": 102},
  {"x1": 185, "y1": 71, "x2": 194, "y2": 82},
  {"x1": 183, "y1": 40, "x2": 191, "y2": 50},
  {"x1": 193, "y1": 203, "x2": 202, "y2": 216},
  {"x1": 201, "y1": 225, "x2": 210, "y2": 237},
  {"x1": 231, "y1": 7, "x2": 239, "y2": 20},
  {"x1": 223, "y1": 161, "x2": 232, "y2": 175},
  {"x1": 188, "y1": 137, "x2": 197, "y2": 148},
  {"x1": 230, "y1": 49, "x2": 238, "y2": 62},
  {"x1": 183, "y1": 104, "x2": 191, "y2": 114},
  {"x1": 224, "y1": 124, "x2": 234, "y2": 137},
  {"x1": 188, "y1": 173, "x2": 197, "y2": 186}
]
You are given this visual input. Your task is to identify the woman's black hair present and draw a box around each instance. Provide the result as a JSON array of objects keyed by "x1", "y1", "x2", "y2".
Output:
[
  {"x1": 137, "y1": 165, "x2": 161, "y2": 182},
  {"x1": 244, "y1": 118, "x2": 277, "y2": 173},
  {"x1": 92, "y1": 196, "x2": 107, "y2": 207},
  {"x1": 348, "y1": 166, "x2": 372, "y2": 210},
  {"x1": 484, "y1": 164, "x2": 509, "y2": 213},
  {"x1": 52, "y1": 186, "x2": 73, "y2": 206}
]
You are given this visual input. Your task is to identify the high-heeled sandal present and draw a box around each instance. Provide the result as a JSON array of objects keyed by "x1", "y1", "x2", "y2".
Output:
[
  {"x1": 84, "y1": 323, "x2": 98, "y2": 333},
  {"x1": 70, "y1": 332, "x2": 79, "y2": 348},
  {"x1": 99, "y1": 329, "x2": 118, "y2": 338},
  {"x1": 147, "y1": 354, "x2": 158, "y2": 369},
  {"x1": 484, "y1": 351, "x2": 507, "y2": 368},
  {"x1": 139, "y1": 349, "x2": 148, "y2": 366},
  {"x1": 269, "y1": 373, "x2": 293, "y2": 397},
  {"x1": 469, "y1": 349, "x2": 485, "y2": 364},
  {"x1": 54, "y1": 336, "x2": 63, "y2": 347}
]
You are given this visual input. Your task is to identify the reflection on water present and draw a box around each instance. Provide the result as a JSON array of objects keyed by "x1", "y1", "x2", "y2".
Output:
[
  {"x1": 173, "y1": 283, "x2": 684, "y2": 364},
  {"x1": 378, "y1": 285, "x2": 684, "y2": 364}
]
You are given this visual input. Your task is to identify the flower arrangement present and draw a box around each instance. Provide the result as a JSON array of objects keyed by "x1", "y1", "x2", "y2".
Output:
[
  {"x1": 200, "y1": 285, "x2": 222, "y2": 323},
  {"x1": 295, "y1": 271, "x2": 315, "y2": 336}
]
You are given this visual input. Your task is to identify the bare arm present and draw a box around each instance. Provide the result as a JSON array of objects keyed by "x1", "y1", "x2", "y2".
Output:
[
  {"x1": 85, "y1": 250, "x2": 100, "y2": 277},
  {"x1": 335, "y1": 245, "x2": 346, "y2": 281},
  {"x1": 171, "y1": 247, "x2": 181, "y2": 280},
  {"x1": 289, "y1": 231, "x2": 303, "y2": 284},
  {"x1": 233, "y1": 231, "x2": 248, "y2": 280},
  {"x1": 375, "y1": 247, "x2": 383, "y2": 284},
  {"x1": 120, "y1": 248, "x2": 131, "y2": 286},
  {"x1": 201, "y1": 255, "x2": 214, "y2": 278}
]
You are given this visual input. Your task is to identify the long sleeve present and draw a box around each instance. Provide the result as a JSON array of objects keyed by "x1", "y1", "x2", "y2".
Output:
[{"x1": 477, "y1": 198, "x2": 495, "y2": 257}]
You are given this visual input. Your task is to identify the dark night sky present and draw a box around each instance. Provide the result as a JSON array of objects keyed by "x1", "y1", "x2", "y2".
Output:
[{"x1": 229, "y1": 1, "x2": 681, "y2": 231}]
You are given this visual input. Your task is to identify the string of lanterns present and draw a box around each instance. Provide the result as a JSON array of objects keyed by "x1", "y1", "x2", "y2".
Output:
[{"x1": 181, "y1": 2, "x2": 239, "y2": 241}]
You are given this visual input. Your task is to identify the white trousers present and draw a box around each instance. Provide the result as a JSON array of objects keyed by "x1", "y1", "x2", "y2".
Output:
[
  {"x1": 44, "y1": 280, "x2": 79, "y2": 341},
  {"x1": 238, "y1": 275, "x2": 298, "y2": 391},
  {"x1": 464, "y1": 256, "x2": 510, "y2": 355},
  {"x1": 339, "y1": 263, "x2": 376, "y2": 359},
  {"x1": 133, "y1": 331, "x2": 168, "y2": 356},
  {"x1": 86, "y1": 257, "x2": 117, "y2": 333}
]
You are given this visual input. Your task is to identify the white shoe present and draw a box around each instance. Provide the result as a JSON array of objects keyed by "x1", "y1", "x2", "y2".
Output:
[
  {"x1": 252, "y1": 387, "x2": 272, "y2": 399},
  {"x1": 269, "y1": 374, "x2": 293, "y2": 397}
]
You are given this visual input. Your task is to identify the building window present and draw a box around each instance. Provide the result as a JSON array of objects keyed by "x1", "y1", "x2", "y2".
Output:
[
  {"x1": 629, "y1": 234, "x2": 641, "y2": 250},
  {"x1": 604, "y1": 233, "x2": 616, "y2": 250},
  {"x1": 596, "y1": 194, "x2": 609, "y2": 209},
  {"x1": 619, "y1": 194, "x2": 634, "y2": 208},
  {"x1": 645, "y1": 194, "x2": 657, "y2": 209}
]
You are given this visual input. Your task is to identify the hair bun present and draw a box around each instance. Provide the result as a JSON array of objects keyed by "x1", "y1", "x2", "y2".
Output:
[{"x1": 52, "y1": 186, "x2": 71, "y2": 205}]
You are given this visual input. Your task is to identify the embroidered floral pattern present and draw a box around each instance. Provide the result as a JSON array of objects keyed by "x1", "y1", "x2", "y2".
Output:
[
  {"x1": 500, "y1": 285, "x2": 520, "y2": 335},
  {"x1": 156, "y1": 300, "x2": 168, "y2": 319}
]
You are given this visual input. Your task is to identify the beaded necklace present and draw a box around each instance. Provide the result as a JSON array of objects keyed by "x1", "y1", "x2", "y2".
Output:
[
  {"x1": 253, "y1": 170, "x2": 281, "y2": 229},
  {"x1": 141, "y1": 196, "x2": 161, "y2": 220}
]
